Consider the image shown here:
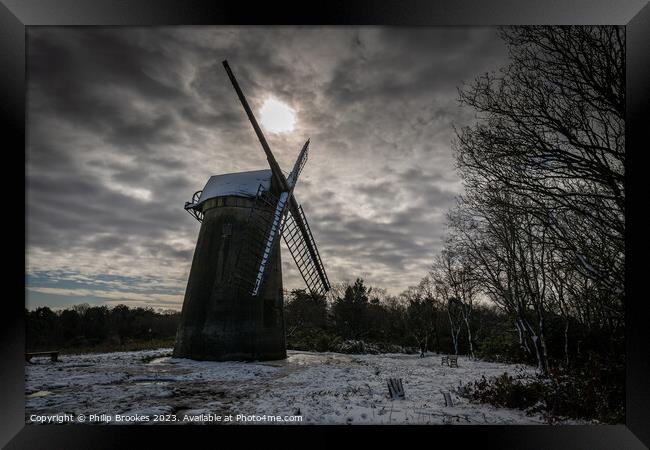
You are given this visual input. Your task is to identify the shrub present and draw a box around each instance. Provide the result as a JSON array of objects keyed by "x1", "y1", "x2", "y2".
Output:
[
  {"x1": 460, "y1": 372, "x2": 545, "y2": 412},
  {"x1": 459, "y1": 352, "x2": 625, "y2": 423},
  {"x1": 286, "y1": 328, "x2": 341, "y2": 352},
  {"x1": 476, "y1": 331, "x2": 527, "y2": 364}
]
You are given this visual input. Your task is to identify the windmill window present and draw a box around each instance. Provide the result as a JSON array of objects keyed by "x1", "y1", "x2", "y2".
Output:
[{"x1": 222, "y1": 222, "x2": 233, "y2": 237}]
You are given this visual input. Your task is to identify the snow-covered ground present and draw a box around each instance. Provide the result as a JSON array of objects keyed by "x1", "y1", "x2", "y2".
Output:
[{"x1": 25, "y1": 349, "x2": 552, "y2": 425}]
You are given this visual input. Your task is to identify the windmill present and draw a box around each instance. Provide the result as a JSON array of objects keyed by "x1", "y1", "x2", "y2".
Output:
[{"x1": 173, "y1": 60, "x2": 330, "y2": 362}]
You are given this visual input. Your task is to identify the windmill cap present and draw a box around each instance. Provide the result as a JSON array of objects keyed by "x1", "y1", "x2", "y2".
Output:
[{"x1": 191, "y1": 169, "x2": 273, "y2": 207}]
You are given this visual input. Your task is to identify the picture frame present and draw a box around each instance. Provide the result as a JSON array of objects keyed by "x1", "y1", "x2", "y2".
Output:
[{"x1": 2, "y1": 0, "x2": 648, "y2": 447}]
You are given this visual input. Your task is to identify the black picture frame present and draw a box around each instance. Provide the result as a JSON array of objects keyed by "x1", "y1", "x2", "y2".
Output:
[{"x1": 2, "y1": 0, "x2": 648, "y2": 447}]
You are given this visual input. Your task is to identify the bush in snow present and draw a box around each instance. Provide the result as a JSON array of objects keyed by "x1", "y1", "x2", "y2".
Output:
[{"x1": 459, "y1": 351, "x2": 624, "y2": 424}]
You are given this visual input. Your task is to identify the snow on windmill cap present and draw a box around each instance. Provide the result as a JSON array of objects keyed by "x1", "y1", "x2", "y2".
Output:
[{"x1": 194, "y1": 169, "x2": 273, "y2": 206}]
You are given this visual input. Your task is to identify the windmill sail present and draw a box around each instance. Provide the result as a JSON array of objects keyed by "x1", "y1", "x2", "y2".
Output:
[
  {"x1": 250, "y1": 140, "x2": 309, "y2": 296},
  {"x1": 287, "y1": 138, "x2": 309, "y2": 186},
  {"x1": 222, "y1": 60, "x2": 289, "y2": 192},
  {"x1": 223, "y1": 59, "x2": 330, "y2": 297},
  {"x1": 281, "y1": 201, "x2": 330, "y2": 297},
  {"x1": 251, "y1": 191, "x2": 290, "y2": 295}
]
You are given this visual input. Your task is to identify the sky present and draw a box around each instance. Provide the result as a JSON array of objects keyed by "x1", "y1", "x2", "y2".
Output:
[{"x1": 26, "y1": 26, "x2": 509, "y2": 311}]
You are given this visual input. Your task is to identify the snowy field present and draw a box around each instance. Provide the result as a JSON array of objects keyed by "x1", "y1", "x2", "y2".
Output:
[{"x1": 26, "y1": 349, "x2": 554, "y2": 425}]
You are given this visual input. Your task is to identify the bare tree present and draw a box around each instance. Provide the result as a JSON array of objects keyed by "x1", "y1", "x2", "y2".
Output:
[
  {"x1": 430, "y1": 250, "x2": 478, "y2": 358},
  {"x1": 447, "y1": 192, "x2": 553, "y2": 373},
  {"x1": 401, "y1": 277, "x2": 442, "y2": 352},
  {"x1": 455, "y1": 26, "x2": 624, "y2": 296},
  {"x1": 438, "y1": 26, "x2": 626, "y2": 374}
]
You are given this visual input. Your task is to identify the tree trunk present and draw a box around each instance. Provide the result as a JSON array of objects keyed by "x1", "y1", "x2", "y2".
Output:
[
  {"x1": 448, "y1": 309, "x2": 459, "y2": 355},
  {"x1": 464, "y1": 316, "x2": 475, "y2": 359},
  {"x1": 453, "y1": 329, "x2": 460, "y2": 355},
  {"x1": 434, "y1": 326, "x2": 440, "y2": 353},
  {"x1": 516, "y1": 319, "x2": 530, "y2": 354},
  {"x1": 564, "y1": 319, "x2": 570, "y2": 367},
  {"x1": 524, "y1": 318, "x2": 548, "y2": 376},
  {"x1": 537, "y1": 314, "x2": 550, "y2": 375}
]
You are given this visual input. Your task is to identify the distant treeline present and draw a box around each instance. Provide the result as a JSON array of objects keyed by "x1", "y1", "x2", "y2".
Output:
[
  {"x1": 284, "y1": 279, "x2": 619, "y2": 367},
  {"x1": 26, "y1": 304, "x2": 180, "y2": 353},
  {"x1": 25, "y1": 283, "x2": 510, "y2": 357},
  {"x1": 26, "y1": 277, "x2": 616, "y2": 364},
  {"x1": 25, "y1": 283, "x2": 513, "y2": 357}
]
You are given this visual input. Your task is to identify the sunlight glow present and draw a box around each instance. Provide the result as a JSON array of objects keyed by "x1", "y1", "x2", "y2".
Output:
[{"x1": 259, "y1": 98, "x2": 296, "y2": 133}]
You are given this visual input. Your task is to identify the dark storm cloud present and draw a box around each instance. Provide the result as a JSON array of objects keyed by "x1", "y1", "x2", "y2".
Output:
[
  {"x1": 326, "y1": 29, "x2": 502, "y2": 104},
  {"x1": 26, "y1": 27, "x2": 508, "y2": 309},
  {"x1": 28, "y1": 30, "x2": 186, "y2": 153}
]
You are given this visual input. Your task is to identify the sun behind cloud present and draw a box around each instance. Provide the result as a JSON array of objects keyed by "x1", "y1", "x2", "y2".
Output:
[{"x1": 259, "y1": 97, "x2": 295, "y2": 133}]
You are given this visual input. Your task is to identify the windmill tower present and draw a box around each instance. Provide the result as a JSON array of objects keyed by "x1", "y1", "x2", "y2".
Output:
[{"x1": 173, "y1": 60, "x2": 330, "y2": 362}]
